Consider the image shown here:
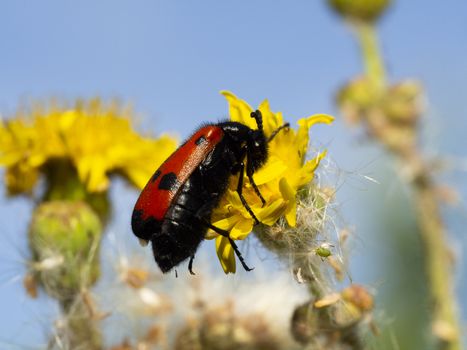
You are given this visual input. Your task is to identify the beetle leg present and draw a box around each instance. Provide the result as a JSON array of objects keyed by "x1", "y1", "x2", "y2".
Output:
[
  {"x1": 246, "y1": 160, "x2": 266, "y2": 207},
  {"x1": 191, "y1": 202, "x2": 253, "y2": 271},
  {"x1": 236, "y1": 162, "x2": 261, "y2": 225},
  {"x1": 250, "y1": 176, "x2": 266, "y2": 207},
  {"x1": 188, "y1": 255, "x2": 196, "y2": 275},
  {"x1": 203, "y1": 222, "x2": 254, "y2": 272}
]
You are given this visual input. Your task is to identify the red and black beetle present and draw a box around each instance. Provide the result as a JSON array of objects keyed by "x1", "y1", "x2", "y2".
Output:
[{"x1": 131, "y1": 110, "x2": 288, "y2": 274}]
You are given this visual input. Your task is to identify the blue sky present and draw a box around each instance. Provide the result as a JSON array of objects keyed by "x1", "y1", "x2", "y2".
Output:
[{"x1": 1, "y1": 1, "x2": 466, "y2": 347}]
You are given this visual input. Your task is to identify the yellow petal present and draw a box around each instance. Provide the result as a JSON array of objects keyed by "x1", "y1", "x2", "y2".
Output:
[
  {"x1": 297, "y1": 114, "x2": 334, "y2": 159},
  {"x1": 88, "y1": 166, "x2": 109, "y2": 192},
  {"x1": 252, "y1": 156, "x2": 288, "y2": 185},
  {"x1": 225, "y1": 188, "x2": 244, "y2": 208},
  {"x1": 5, "y1": 164, "x2": 39, "y2": 194},
  {"x1": 301, "y1": 114, "x2": 335, "y2": 127},
  {"x1": 256, "y1": 198, "x2": 287, "y2": 226},
  {"x1": 230, "y1": 218, "x2": 254, "y2": 240},
  {"x1": 220, "y1": 91, "x2": 256, "y2": 128},
  {"x1": 258, "y1": 99, "x2": 283, "y2": 136},
  {"x1": 0, "y1": 152, "x2": 23, "y2": 167},
  {"x1": 268, "y1": 129, "x2": 303, "y2": 170},
  {"x1": 216, "y1": 236, "x2": 236, "y2": 274},
  {"x1": 293, "y1": 151, "x2": 327, "y2": 188},
  {"x1": 279, "y1": 177, "x2": 297, "y2": 227},
  {"x1": 211, "y1": 213, "x2": 240, "y2": 232},
  {"x1": 75, "y1": 157, "x2": 108, "y2": 192},
  {"x1": 58, "y1": 110, "x2": 79, "y2": 131},
  {"x1": 207, "y1": 212, "x2": 244, "y2": 239},
  {"x1": 205, "y1": 230, "x2": 218, "y2": 240},
  {"x1": 28, "y1": 154, "x2": 47, "y2": 168},
  {"x1": 305, "y1": 150, "x2": 327, "y2": 173}
]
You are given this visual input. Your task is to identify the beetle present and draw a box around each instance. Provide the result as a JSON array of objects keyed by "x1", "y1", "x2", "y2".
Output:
[{"x1": 131, "y1": 110, "x2": 289, "y2": 274}]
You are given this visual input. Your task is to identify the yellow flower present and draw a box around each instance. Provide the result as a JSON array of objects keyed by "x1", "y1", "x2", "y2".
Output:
[
  {"x1": 0, "y1": 98, "x2": 177, "y2": 195},
  {"x1": 208, "y1": 92, "x2": 333, "y2": 273}
]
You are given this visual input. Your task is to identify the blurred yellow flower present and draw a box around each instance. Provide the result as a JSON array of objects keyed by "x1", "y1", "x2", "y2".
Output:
[
  {"x1": 208, "y1": 92, "x2": 333, "y2": 273},
  {"x1": 0, "y1": 98, "x2": 177, "y2": 195}
]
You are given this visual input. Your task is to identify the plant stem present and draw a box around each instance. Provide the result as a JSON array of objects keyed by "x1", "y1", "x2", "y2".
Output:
[
  {"x1": 354, "y1": 21, "x2": 386, "y2": 90},
  {"x1": 408, "y1": 154, "x2": 461, "y2": 350},
  {"x1": 353, "y1": 21, "x2": 462, "y2": 350},
  {"x1": 60, "y1": 295, "x2": 103, "y2": 350}
]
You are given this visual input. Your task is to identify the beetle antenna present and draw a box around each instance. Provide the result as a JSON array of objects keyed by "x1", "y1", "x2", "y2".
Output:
[
  {"x1": 250, "y1": 110, "x2": 263, "y2": 131},
  {"x1": 267, "y1": 123, "x2": 290, "y2": 143}
]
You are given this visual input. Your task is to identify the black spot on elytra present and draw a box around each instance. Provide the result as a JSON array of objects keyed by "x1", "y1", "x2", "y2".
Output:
[
  {"x1": 131, "y1": 209, "x2": 161, "y2": 241},
  {"x1": 195, "y1": 135, "x2": 207, "y2": 145},
  {"x1": 158, "y1": 172, "x2": 179, "y2": 191},
  {"x1": 150, "y1": 170, "x2": 162, "y2": 183}
]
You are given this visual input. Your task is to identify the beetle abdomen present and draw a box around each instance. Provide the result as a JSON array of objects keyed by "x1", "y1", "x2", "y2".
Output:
[{"x1": 151, "y1": 167, "x2": 226, "y2": 272}]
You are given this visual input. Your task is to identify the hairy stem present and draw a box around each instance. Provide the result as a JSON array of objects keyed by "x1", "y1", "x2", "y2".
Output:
[
  {"x1": 407, "y1": 153, "x2": 461, "y2": 350},
  {"x1": 353, "y1": 21, "x2": 462, "y2": 350},
  {"x1": 48, "y1": 294, "x2": 103, "y2": 350}
]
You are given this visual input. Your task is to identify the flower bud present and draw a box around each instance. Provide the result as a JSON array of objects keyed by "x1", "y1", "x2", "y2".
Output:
[
  {"x1": 341, "y1": 284, "x2": 374, "y2": 316},
  {"x1": 328, "y1": 0, "x2": 391, "y2": 22},
  {"x1": 28, "y1": 200, "x2": 102, "y2": 300},
  {"x1": 382, "y1": 80, "x2": 423, "y2": 124},
  {"x1": 291, "y1": 302, "x2": 319, "y2": 344},
  {"x1": 336, "y1": 77, "x2": 381, "y2": 125}
]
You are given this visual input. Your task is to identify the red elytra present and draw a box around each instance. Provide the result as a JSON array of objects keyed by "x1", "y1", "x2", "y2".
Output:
[{"x1": 134, "y1": 125, "x2": 224, "y2": 222}]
